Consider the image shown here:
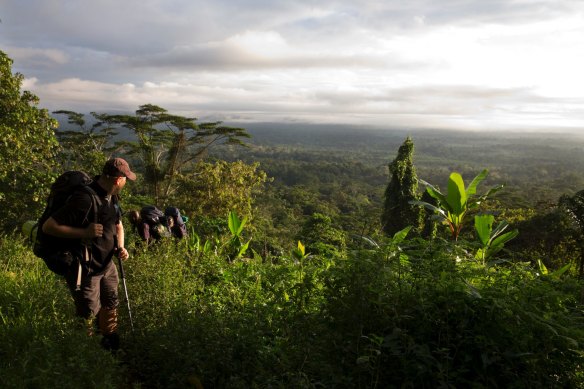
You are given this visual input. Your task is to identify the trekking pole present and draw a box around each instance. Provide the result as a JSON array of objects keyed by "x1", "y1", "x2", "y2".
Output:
[{"x1": 117, "y1": 255, "x2": 135, "y2": 331}]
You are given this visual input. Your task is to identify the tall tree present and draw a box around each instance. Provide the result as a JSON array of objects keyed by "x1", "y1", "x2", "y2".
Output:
[
  {"x1": 106, "y1": 104, "x2": 251, "y2": 204},
  {"x1": 0, "y1": 50, "x2": 59, "y2": 231},
  {"x1": 559, "y1": 190, "x2": 584, "y2": 278},
  {"x1": 381, "y1": 137, "x2": 422, "y2": 236}
]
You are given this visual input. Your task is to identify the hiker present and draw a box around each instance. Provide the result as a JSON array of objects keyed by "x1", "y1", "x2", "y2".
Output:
[
  {"x1": 41, "y1": 158, "x2": 136, "y2": 350},
  {"x1": 129, "y1": 205, "x2": 187, "y2": 244},
  {"x1": 128, "y1": 205, "x2": 169, "y2": 245},
  {"x1": 165, "y1": 206, "x2": 188, "y2": 240}
]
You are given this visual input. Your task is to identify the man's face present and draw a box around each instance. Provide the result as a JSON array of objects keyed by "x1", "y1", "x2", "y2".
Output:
[{"x1": 113, "y1": 176, "x2": 127, "y2": 194}]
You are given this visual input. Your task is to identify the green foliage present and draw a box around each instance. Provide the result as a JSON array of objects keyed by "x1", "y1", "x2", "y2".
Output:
[
  {"x1": 4, "y1": 225, "x2": 584, "y2": 387},
  {"x1": 508, "y1": 208, "x2": 579, "y2": 272},
  {"x1": 174, "y1": 160, "x2": 268, "y2": 220},
  {"x1": 474, "y1": 214, "x2": 519, "y2": 264},
  {"x1": 413, "y1": 169, "x2": 503, "y2": 240},
  {"x1": 382, "y1": 136, "x2": 423, "y2": 236},
  {"x1": 292, "y1": 241, "x2": 310, "y2": 261},
  {"x1": 322, "y1": 238, "x2": 584, "y2": 388},
  {"x1": 559, "y1": 190, "x2": 584, "y2": 277},
  {"x1": 297, "y1": 212, "x2": 347, "y2": 258},
  {"x1": 225, "y1": 210, "x2": 251, "y2": 260},
  {"x1": 537, "y1": 259, "x2": 572, "y2": 280},
  {"x1": 0, "y1": 237, "x2": 122, "y2": 388},
  {"x1": 0, "y1": 51, "x2": 60, "y2": 231}
]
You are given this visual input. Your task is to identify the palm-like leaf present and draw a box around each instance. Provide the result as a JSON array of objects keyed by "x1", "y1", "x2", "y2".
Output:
[
  {"x1": 447, "y1": 172, "x2": 466, "y2": 214},
  {"x1": 466, "y1": 169, "x2": 488, "y2": 196},
  {"x1": 475, "y1": 214, "x2": 494, "y2": 246}
]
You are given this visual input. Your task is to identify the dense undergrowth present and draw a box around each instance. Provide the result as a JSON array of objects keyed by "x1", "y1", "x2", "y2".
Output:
[{"x1": 2, "y1": 229, "x2": 583, "y2": 388}]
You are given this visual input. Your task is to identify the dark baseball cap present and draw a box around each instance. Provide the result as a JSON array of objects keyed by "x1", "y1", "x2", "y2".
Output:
[{"x1": 103, "y1": 158, "x2": 136, "y2": 181}]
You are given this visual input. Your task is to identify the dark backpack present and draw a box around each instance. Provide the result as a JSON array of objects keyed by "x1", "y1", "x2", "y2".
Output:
[
  {"x1": 33, "y1": 171, "x2": 100, "y2": 277},
  {"x1": 140, "y1": 205, "x2": 169, "y2": 239},
  {"x1": 165, "y1": 206, "x2": 188, "y2": 239},
  {"x1": 140, "y1": 205, "x2": 165, "y2": 225}
]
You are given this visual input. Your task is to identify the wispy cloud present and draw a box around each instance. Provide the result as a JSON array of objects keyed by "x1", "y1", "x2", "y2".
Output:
[{"x1": 1, "y1": 0, "x2": 584, "y2": 131}]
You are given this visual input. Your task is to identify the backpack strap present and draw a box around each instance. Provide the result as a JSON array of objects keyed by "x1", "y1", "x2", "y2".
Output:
[{"x1": 74, "y1": 186, "x2": 102, "y2": 290}]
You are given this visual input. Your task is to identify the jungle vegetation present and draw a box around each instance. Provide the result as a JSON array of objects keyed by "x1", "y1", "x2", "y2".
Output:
[{"x1": 2, "y1": 49, "x2": 584, "y2": 388}]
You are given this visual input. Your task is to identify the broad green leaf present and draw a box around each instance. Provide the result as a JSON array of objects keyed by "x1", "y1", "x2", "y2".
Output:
[
  {"x1": 425, "y1": 187, "x2": 452, "y2": 213},
  {"x1": 447, "y1": 172, "x2": 466, "y2": 214},
  {"x1": 392, "y1": 225, "x2": 412, "y2": 244},
  {"x1": 475, "y1": 214, "x2": 494, "y2": 246},
  {"x1": 490, "y1": 220, "x2": 510, "y2": 240},
  {"x1": 490, "y1": 229, "x2": 518, "y2": 248},
  {"x1": 237, "y1": 216, "x2": 248, "y2": 235},
  {"x1": 228, "y1": 211, "x2": 241, "y2": 236},
  {"x1": 484, "y1": 183, "x2": 504, "y2": 197},
  {"x1": 550, "y1": 263, "x2": 572, "y2": 278},
  {"x1": 237, "y1": 239, "x2": 251, "y2": 257},
  {"x1": 359, "y1": 236, "x2": 379, "y2": 248},
  {"x1": 466, "y1": 169, "x2": 488, "y2": 196},
  {"x1": 410, "y1": 201, "x2": 448, "y2": 219}
]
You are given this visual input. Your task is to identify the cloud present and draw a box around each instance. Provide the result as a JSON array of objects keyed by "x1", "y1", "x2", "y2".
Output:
[
  {"x1": 6, "y1": 47, "x2": 69, "y2": 65},
  {"x1": 27, "y1": 73, "x2": 580, "y2": 132},
  {"x1": 125, "y1": 29, "x2": 401, "y2": 71},
  {"x1": 1, "y1": 0, "x2": 584, "y2": 131}
]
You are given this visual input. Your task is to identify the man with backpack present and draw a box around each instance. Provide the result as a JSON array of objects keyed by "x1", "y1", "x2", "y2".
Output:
[{"x1": 41, "y1": 158, "x2": 136, "y2": 351}]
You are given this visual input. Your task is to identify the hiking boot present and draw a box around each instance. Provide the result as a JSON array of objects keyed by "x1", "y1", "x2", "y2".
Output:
[
  {"x1": 98, "y1": 307, "x2": 118, "y2": 335},
  {"x1": 101, "y1": 332, "x2": 120, "y2": 351}
]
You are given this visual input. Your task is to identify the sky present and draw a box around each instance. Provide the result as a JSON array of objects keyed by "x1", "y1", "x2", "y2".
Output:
[{"x1": 1, "y1": 0, "x2": 584, "y2": 132}]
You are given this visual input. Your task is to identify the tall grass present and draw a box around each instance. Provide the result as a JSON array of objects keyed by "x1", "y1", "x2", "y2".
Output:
[
  {"x1": 0, "y1": 236, "x2": 122, "y2": 388},
  {"x1": 2, "y1": 234, "x2": 584, "y2": 388}
]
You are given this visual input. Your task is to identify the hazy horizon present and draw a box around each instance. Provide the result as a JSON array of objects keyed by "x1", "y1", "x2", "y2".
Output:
[{"x1": 2, "y1": 0, "x2": 584, "y2": 133}]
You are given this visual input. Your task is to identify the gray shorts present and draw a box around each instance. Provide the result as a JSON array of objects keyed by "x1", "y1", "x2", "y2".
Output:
[{"x1": 67, "y1": 260, "x2": 119, "y2": 319}]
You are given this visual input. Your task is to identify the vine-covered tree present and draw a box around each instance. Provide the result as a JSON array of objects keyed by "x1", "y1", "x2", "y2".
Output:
[
  {"x1": 0, "y1": 50, "x2": 59, "y2": 230},
  {"x1": 381, "y1": 137, "x2": 422, "y2": 236},
  {"x1": 559, "y1": 190, "x2": 584, "y2": 278}
]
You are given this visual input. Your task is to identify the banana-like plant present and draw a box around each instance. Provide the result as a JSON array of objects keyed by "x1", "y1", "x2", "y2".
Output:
[
  {"x1": 411, "y1": 169, "x2": 503, "y2": 240},
  {"x1": 292, "y1": 241, "x2": 310, "y2": 261},
  {"x1": 226, "y1": 211, "x2": 251, "y2": 260},
  {"x1": 474, "y1": 214, "x2": 518, "y2": 264}
]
